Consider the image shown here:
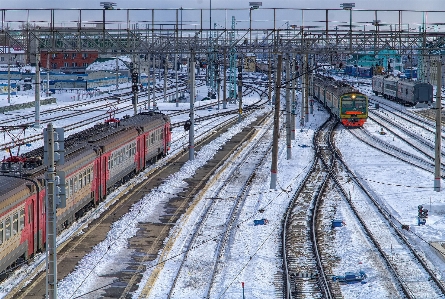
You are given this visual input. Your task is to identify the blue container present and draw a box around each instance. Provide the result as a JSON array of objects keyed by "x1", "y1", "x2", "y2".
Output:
[{"x1": 332, "y1": 219, "x2": 343, "y2": 228}]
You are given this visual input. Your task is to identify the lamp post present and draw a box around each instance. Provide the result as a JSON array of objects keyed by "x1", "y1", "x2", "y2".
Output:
[
  {"x1": 340, "y1": 2, "x2": 355, "y2": 53},
  {"x1": 100, "y1": 2, "x2": 116, "y2": 52},
  {"x1": 249, "y1": 2, "x2": 262, "y2": 44}
]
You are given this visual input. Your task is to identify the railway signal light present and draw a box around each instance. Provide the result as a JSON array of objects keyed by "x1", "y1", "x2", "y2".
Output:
[
  {"x1": 132, "y1": 85, "x2": 139, "y2": 92},
  {"x1": 418, "y1": 205, "x2": 423, "y2": 217},
  {"x1": 423, "y1": 208, "x2": 428, "y2": 218},
  {"x1": 55, "y1": 171, "x2": 66, "y2": 209},
  {"x1": 184, "y1": 120, "x2": 191, "y2": 131},
  {"x1": 43, "y1": 127, "x2": 65, "y2": 165},
  {"x1": 131, "y1": 72, "x2": 139, "y2": 84}
]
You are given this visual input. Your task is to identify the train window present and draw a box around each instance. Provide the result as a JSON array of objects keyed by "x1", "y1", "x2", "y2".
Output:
[
  {"x1": 70, "y1": 178, "x2": 74, "y2": 197},
  {"x1": 0, "y1": 221, "x2": 3, "y2": 245},
  {"x1": 87, "y1": 168, "x2": 91, "y2": 184},
  {"x1": 5, "y1": 217, "x2": 11, "y2": 241},
  {"x1": 74, "y1": 177, "x2": 78, "y2": 193},
  {"x1": 19, "y1": 209, "x2": 25, "y2": 230},
  {"x1": 28, "y1": 205, "x2": 32, "y2": 224},
  {"x1": 66, "y1": 180, "x2": 70, "y2": 198},
  {"x1": 79, "y1": 174, "x2": 83, "y2": 189},
  {"x1": 12, "y1": 213, "x2": 18, "y2": 236},
  {"x1": 151, "y1": 133, "x2": 154, "y2": 144},
  {"x1": 160, "y1": 130, "x2": 163, "y2": 140},
  {"x1": 83, "y1": 170, "x2": 87, "y2": 186}
]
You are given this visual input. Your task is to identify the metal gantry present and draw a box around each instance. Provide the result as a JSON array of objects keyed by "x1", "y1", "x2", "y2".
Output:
[{"x1": 1, "y1": 8, "x2": 445, "y2": 69}]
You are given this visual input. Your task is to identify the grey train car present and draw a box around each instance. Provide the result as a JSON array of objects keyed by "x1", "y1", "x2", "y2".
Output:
[
  {"x1": 372, "y1": 75, "x2": 433, "y2": 106},
  {"x1": 397, "y1": 80, "x2": 433, "y2": 105}
]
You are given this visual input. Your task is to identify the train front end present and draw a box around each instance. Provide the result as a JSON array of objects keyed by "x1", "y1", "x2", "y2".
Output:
[{"x1": 339, "y1": 93, "x2": 368, "y2": 127}]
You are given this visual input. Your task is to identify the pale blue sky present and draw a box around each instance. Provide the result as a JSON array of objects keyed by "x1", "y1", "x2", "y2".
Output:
[{"x1": 2, "y1": 0, "x2": 444, "y2": 30}]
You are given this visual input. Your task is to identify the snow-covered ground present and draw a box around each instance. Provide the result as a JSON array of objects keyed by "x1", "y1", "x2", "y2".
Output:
[{"x1": 0, "y1": 74, "x2": 445, "y2": 298}]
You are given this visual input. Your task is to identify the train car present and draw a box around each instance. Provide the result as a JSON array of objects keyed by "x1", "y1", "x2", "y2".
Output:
[
  {"x1": 357, "y1": 66, "x2": 373, "y2": 78},
  {"x1": 382, "y1": 76, "x2": 399, "y2": 100},
  {"x1": 397, "y1": 80, "x2": 433, "y2": 105},
  {"x1": 0, "y1": 176, "x2": 45, "y2": 278},
  {"x1": 0, "y1": 111, "x2": 171, "y2": 277},
  {"x1": 312, "y1": 75, "x2": 368, "y2": 127},
  {"x1": 404, "y1": 67, "x2": 417, "y2": 79},
  {"x1": 372, "y1": 75, "x2": 384, "y2": 95},
  {"x1": 372, "y1": 75, "x2": 433, "y2": 105}
]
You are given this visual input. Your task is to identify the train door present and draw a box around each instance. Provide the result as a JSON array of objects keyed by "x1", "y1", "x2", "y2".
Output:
[
  {"x1": 27, "y1": 200, "x2": 35, "y2": 253},
  {"x1": 141, "y1": 136, "x2": 146, "y2": 169},
  {"x1": 102, "y1": 155, "x2": 107, "y2": 199}
]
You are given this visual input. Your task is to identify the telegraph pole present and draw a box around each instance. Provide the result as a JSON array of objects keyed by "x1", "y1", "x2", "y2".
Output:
[
  {"x1": 130, "y1": 62, "x2": 138, "y2": 115},
  {"x1": 43, "y1": 123, "x2": 65, "y2": 299},
  {"x1": 115, "y1": 56, "x2": 119, "y2": 91},
  {"x1": 300, "y1": 56, "x2": 305, "y2": 127},
  {"x1": 223, "y1": 47, "x2": 227, "y2": 109},
  {"x1": 270, "y1": 54, "x2": 282, "y2": 189},
  {"x1": 152, "y1": 56, "x2": 157, "y2": 109},
  {"x1": 304, "y1": 53, "x2": 309, "y2": 123},
  {"x1": 175, "y1": 53, "x2": 179, "y2": 107},
  {"x1": 238, "y1": 63, "x2": 243, "y2": 123},
  {"x1": 7, "y1": 46, "x2": 11, "y2": 103},
  {"x1": 291, "y1": 53, "x2": 296, "y2": 140},
  {"x1": 268, "y1": 51, "x2": 272, "y2": 105},
  {"x1": 434, "y1": 59, "x2": 442, "y2": 191},
  {"x1": 35, "y1": 51, "x2": 41, "y2": 128},
  {"x1": 189, "y1": 50, "x2": 196, "y2": 161},
  {"x1": 148, "y1": 54, "x2": 151, "y2": 109},
  {"x1": 286, "y1": 55, "x2": 292, "y2": 159},
  {"x1": 45, "y1": 123, "x2": 57, "y2": 299},
  {"x1": 164, "y1": 55, "x2": 168, "y2": 103}
]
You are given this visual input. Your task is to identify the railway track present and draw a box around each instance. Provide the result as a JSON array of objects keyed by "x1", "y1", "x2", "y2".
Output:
[
  {"x1": 3, "y1": 81, "x2": 269, "y2": 298},
  {"x1": 0, "y1": 82, "x2": 206, "y2": 151},
  {"x1": 329, "y1": 122, "x2": 445, "y2": 299},
  {"x1": 283, "y1": 116, "x2": 341, "y2": 299},
  {"x1": 159, "y1": 111, "x2": 273, "y2": 299},
  {"x1": 5, "y1": 105, "x2": 259, "y2": 299},
  {"x1": 283, "y1": 110, "x2": 445, "y2": 299}
]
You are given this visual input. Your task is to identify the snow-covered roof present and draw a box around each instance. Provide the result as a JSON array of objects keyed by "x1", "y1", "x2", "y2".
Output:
[{"x1": 86, "y1": 56, "x2": 131, "y2": 71}]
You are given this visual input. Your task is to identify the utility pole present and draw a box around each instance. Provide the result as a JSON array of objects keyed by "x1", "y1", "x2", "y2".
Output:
[
  {"x1": 291, "y1": 53, "x2": 296, "y2": 140},
  {"x1": 153, "y1": 56, "x2": 157, "y2": 109},
  {"x1": 7, "y1": 46, "x2": 11, "y2": 103},
  {"x1": 189, "y1": 50, "x2": 196, "y2": 161},
  {"x1": 130, "y1": 62, "x2": 138, "y2": 115},
  {"x1": 270, "y1": 54, "x2": 282, "y2": 189},
  {"x1": 304, "y1": 53, "x2": 309, "y2": 123},
  {"x1": 164, "y1": 55, "x2": 168, "y2": 103},
  {"x1": 115, "y1": 56, "x2": 119, "y2": 91},
  {"x1": 238, "y1": 63, "x2": 243, "y2": 123},
  {"x1": 35, "y1": 50, "x2": 41, "y2": 128},
  {"x1": 286, "y1": 55, "x2": 292, "y2": 159},
  {"x1": 223, "y1": 47, "x2": 227, "y2": 109},
  {"x1": 147, "y1": 54, "x2": 151, "y2": 109},
  {"x1": 175, "y1": 53, "x2": 179, "y2": 107},
  {"x1": 43, "y1": 123, "x2": 65, "y2": 299},
  {"x1": 268, "y1": 52, "x2": 272, "y2": 105},
  {"x1": 434, "y1": 59, "x2": 442, "y2": 191},
  {"x1": 300, "y1": 56, "x2": 305, "y2": 127}
]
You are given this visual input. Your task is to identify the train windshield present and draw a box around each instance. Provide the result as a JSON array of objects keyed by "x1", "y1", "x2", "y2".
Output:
[{"x1": 342, "y1": 94, "x2": 367, "y2": 110}]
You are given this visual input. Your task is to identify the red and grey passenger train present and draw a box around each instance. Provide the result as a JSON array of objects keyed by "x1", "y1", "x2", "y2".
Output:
[
  {"x1": 0, "y1": 111, "x2": 171, "y2": 277},
  {"x1": 311, "y1": 75, "x2": 368, "y2": 127}
]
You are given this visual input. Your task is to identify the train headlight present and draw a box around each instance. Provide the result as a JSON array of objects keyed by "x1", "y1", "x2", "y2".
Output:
[{"x1": 351, "y1": 94, "x2": 356, "y2": 99}]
